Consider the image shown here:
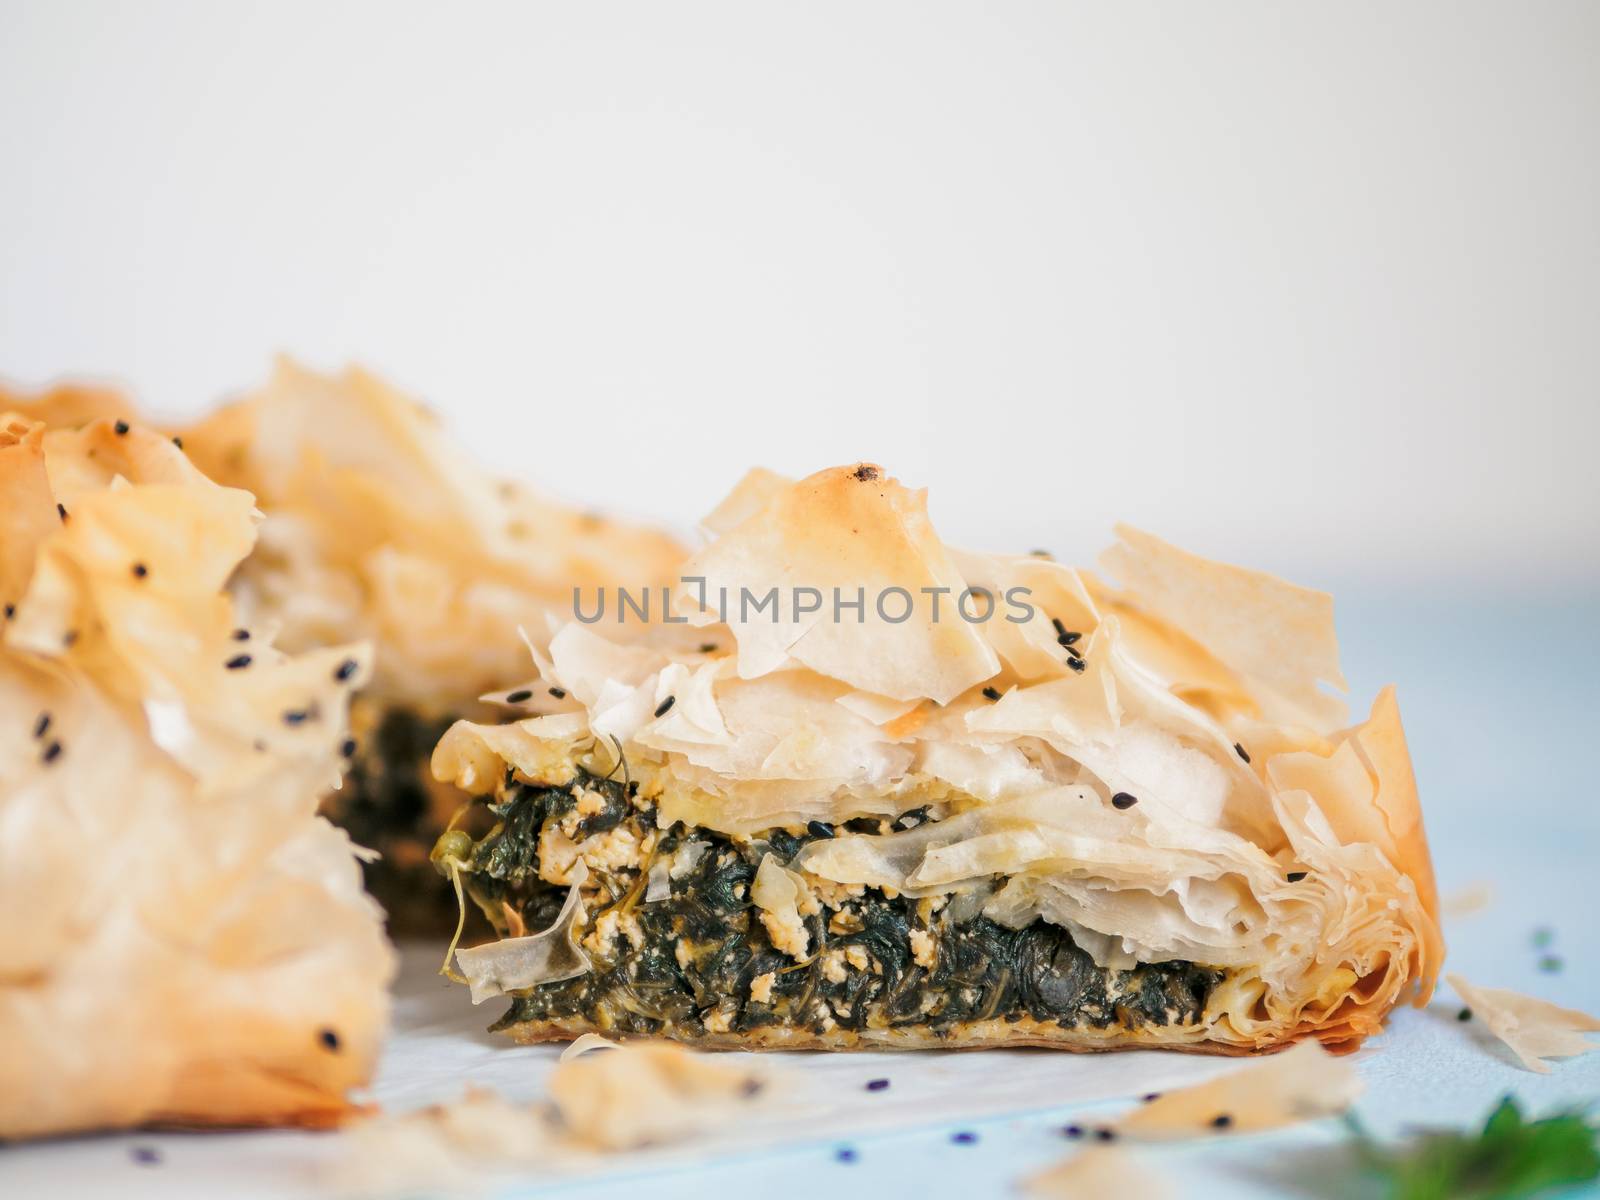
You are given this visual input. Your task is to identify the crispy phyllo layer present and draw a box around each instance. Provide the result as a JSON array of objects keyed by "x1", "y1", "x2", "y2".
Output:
[
  {"x1": 180, "y1": 357, "x2": 687, "y2": 711},
  {"x1": 176, "y1": 359, "x2": 688, "y2": 929},
  {"x1": 432, "y1": 464, "x2": 1442, "y2": 1053},
  {"x1": 0, "y1": 409, "x2": 394, "y2": 1139}
]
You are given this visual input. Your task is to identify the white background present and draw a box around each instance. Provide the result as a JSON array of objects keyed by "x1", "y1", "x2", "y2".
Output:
[{"x1": 2, "y1": 1, "x2": 1595, "y2": 588}]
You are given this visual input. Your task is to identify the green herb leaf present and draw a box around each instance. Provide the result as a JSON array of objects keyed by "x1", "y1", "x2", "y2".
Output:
[{"x1": 1354, "y1": 1095, "x2": 1599, "y2": 1200}]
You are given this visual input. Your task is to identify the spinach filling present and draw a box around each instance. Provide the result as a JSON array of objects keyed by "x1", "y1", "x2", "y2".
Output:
[
  {"x1": 459, "y1": 770, "x2": 1223, "y2": 1040},
  {"x1": 335, "y1": 706, "x2": 463, "y2": 933}
]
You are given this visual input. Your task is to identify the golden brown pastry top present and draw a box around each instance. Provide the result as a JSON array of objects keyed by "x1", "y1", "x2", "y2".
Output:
[{"x1": 179, "y1": 357, "x2": 689, "y2": 713}]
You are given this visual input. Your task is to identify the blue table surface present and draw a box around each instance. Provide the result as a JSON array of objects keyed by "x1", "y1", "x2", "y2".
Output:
[{"x1": 541, "y1": 583, "x2": 1600, "y2": 1199}]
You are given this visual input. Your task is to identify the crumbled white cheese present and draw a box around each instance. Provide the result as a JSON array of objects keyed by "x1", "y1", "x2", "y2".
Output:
[
  {"x1": 752, "y1": 854, "x2": 813, "y2": 960},
  {"x1": 583, "y1": 909, "x2": 622, "y2": 957},
  {"x1": 828, "y1": 909, "x2": 864, "y2": 935},
  {"x1": 669, "y1": 838, "x2": 710, "y2": 880},
  {"x1": 909, "y1": 928, "x2": 936, "y2": 969},
  {"x1": 760, "y1": 906, "x2": 809, "y2": 960},
  {"x1": 750, "y1": 971, "x2": 776, "y2": 1005},
  {"x1": 806, "y1": 877, "x2": 866, "y2": 910},
  {"x1": 821, "y1": 950, "x2": 848, "y2": 984},
  {"x1": 581, "y1": 824, "x2": 643, "y2": 874},
  {"x1": 618, "y1": 911, "x2": 645, "y2": 952},
  {"x1": 538, "y1": 826, "x2": 582, "y2": 885}
]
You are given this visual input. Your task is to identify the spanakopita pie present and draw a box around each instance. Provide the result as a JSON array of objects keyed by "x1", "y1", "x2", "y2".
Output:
[
  {"x1": 430, "y1": 463, "x2": 1441, "y2": 1054},
  {"x1": 179, "y1": 360, "x2": 688, "y2": 930},
  {"x1": 0, "y1": 409, "x2": 393, "y2": 1138}
]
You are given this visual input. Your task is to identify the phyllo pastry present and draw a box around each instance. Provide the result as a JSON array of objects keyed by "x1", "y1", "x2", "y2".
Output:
[
  {"x1": 180, "y1": 359, "x2": 687, "y2": 929},
  {"x1": 0, "y1": 410, "x2": 393, "y2": 1138},
  {"x1": 430, "y1": 464, "x2": 1441, "y2": 1054}
]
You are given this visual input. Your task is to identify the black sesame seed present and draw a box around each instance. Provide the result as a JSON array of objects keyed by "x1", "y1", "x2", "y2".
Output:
[
  {"x1": 282, "y1": 708, "x2": 311, "y2": 726},
  {"x1": 3, "y1": 604, "x2": 12, "y2": 619},
  {"x1": 57, "y1": 503, "x2": 67, "y2": 522},
  {"x1": 1051, "y1": 617, "x2": 1068, "y2": 638},
  {"x1": 653, "y1": 695, "x2": 676, "y2": 718},
  {"x1": 1235, "y1": 743, "x2": 1251, "y2": 763},
  {"x1": 131, "y1": 562, "x2": 148, "y2": 578},
  {"x1": 1211, "y1": 1114, "x2": 1233, "y2": 1130},
  {"x1": 806, "y1": 820, "x2": 836, "y2": 840},
  {"x1": 950, "y1": 1131, "x2": 977, "y2": 1145},
  {"x1": 1062, "y1": 1125, "x2": 1083, "y2": 1139},
  {"x1": 1111, "y1": 792, "x2": 1138, "y2": 810},
  {"x1": 698, "y1": 643, "x2": 718, "y2": 653},
  {"x1": 231, "y1": 628, "x2": 250, "y2": 641},
  {"x1": 340, "y1": 738, "x2": 357, "y2": 758},
  {"x1": 1095, "y1": 1128, "x2": 1117, "y2": 1142},
  {"x1": 982, "y1": 686, "x2": 1002, "y2": 701},
  {"x1": 114, "y1": 420, "x2": 130, "y2": 435},
  {"x1": 171, "y1": 436, "x2": 183, "y2": 449},
  {"x1": 1066, "y1": 655, "x2": 1086, "y2": 673},
  {"x1": 548, "y1": 687, "x2": 567, "y2": 699},
  {"x1": 1457, "y1": 1007, "x2": 1472, "y2": 1022},
  {"x1": 130, "y1": 1146, "x2": 162, "y2": 1165},
  {"x1": 225, "y1": 654, "x2": 252, "y2": 670},
  {"x1": 1143, "y1": 1092, "x2": 1161, "y2": 1102},
  {"x1": 865, "y1": 1078, "x2": 890, "y2": 1092},
  {"x1": 34, "y1": 712, "x2": 51, "y2": 738},
  {"x1": 835, "y1": 1147, "x2": 858, "y2": 1163},
  {"x1": 505, "y1": 689, "x2": 533, "y2": 704},
  {"x1": 41, "y1": 740, "x2": 63, "y2": 765},
  {"x1": 334, "y1": 659, "x2": 358, "y2": 683},
  {"x1": 1539, "y1": 954, "x2": 1564, "y2": 974},
  {"x1": 1286, "y1": 871, "x2": 1308, "y2": 883},
  {"x1": 318, "y1": 1028, "x2": 341, "y2": 1052}
]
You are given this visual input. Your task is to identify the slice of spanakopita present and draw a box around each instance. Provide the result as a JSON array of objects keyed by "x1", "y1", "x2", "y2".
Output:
[
  {"x1": 429, "y1": 463, "x2": 1442, "y2": 1054},
  {"x1": 0, "y1": 410, "x2": 393, "y2": 1138}
]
